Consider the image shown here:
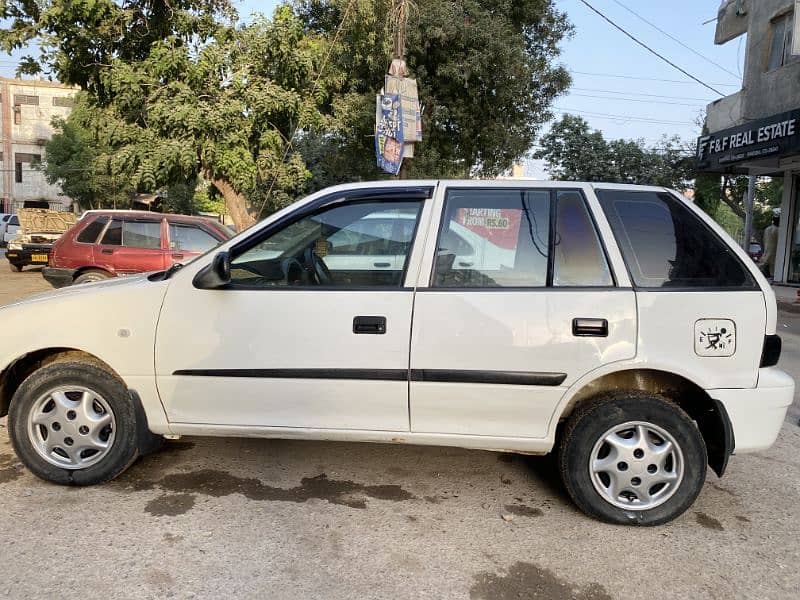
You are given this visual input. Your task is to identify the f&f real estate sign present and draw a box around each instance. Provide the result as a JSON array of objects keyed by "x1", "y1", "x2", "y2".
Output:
[{"x1": 696, "y1": 109, "x2": 800, "y2": 171}]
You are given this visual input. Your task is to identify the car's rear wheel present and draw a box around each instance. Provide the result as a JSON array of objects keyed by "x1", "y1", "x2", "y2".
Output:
[
  {"x1": 74, "y1": 269, "x2": 111, "y2": 284},
  {"x1": 558, "y1": 392, "x2": 707, "y2": 526},
  {"x1": 8, "y1": 362, "x2": 140, "y2": 485},
  {"x1": 9, "y1": 263, "x2": 22, "y2": 272}
]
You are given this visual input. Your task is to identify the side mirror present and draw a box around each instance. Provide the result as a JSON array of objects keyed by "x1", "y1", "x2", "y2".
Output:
[{"x1": 193, "y1": 251, "x2": 231, "y2": 289}]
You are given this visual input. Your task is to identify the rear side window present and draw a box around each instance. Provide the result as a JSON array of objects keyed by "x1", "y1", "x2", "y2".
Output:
[
  {"x1": 597, "y1": 190, "x2": 756, "y2": 289},
  {"x1": 9, "y1": 216, "x2": 19, "y2": 226},
  {"x1": 433, "y1": 189, "x2": 551, "y2": 288},
  {"x1": 77, "y1": 216, "x2": 109, "y2": 243},
  {"x1": 123, "y1": 220, "x2": 162, "y2": 249}
]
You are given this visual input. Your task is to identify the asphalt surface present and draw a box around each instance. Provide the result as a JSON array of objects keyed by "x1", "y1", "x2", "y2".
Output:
[{"x1": 1, "y1": 256, "x2": 799, "y2": 599}]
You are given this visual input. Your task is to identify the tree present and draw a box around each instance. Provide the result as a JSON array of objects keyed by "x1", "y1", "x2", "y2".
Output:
[
  {"x1": 535, "y1": 114, "x2": 694, "y2": 188},
  {"x1": 296, "y1": 0, "x2": 572, "y2": 183},
  {"x1": 1, "y1": 2, "x2": 329, "y2": 230}
]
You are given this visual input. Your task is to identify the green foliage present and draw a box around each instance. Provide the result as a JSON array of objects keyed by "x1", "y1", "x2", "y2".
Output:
[
  {"x1": 3, "y1": 1, "x2": 329, "y2": 228},
  {"x1": 296, "y1": 0, "x2": 572, "y2": 183},
  {"x1": 535, "y1": 114, "x2": 693, "y2": 188}
]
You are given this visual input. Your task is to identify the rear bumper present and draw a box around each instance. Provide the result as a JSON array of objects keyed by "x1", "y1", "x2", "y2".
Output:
[
  {"x1": 708, "y1": 367, "x2": 794, "y2": 453},
  {"x1": 5, "y1": 247, "x2": 51, "y2": 268},
  {"x1": 42, "y1": 266, "x2": 76, "y2": 288}
]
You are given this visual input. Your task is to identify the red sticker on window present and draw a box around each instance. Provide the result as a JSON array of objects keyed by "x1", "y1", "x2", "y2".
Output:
[{"x1": 456, "y1": 208, "x2": 522, "y2": 250}]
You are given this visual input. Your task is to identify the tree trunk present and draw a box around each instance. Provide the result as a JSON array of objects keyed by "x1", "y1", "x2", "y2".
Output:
[{"x1": 210, "y1": 176, "x2": 256, "y2": 232}]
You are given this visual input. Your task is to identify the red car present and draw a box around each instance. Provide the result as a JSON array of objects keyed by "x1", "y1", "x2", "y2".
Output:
[{"x1": 42, "y1": 210, "x2": 232, "y2": 287}]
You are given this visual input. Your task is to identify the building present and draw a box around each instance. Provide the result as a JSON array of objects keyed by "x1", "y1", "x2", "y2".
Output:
[
  {"x1": 698, "y1": 0, "x2": 800, "y2": 283},
  {"x1": 0, "y1": 77, "x2": 77, "y2": 214}
]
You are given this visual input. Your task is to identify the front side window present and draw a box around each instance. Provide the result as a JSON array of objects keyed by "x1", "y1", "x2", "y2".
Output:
[
  {"x1": 169, "y1": 223, "x2": 219, "y2": 252},
  {"x1": 230, "y1": 200, "x2": 423, "y2": 288},
  {"x1": 433, "y1": 189, "x2": 551, "y2": 288},
  {"x1": 9, "y1": 215, "x2": 19, "y2": 226},
  {"x1": 597, "y1": 190, "x2": 756, "y2": 289}
]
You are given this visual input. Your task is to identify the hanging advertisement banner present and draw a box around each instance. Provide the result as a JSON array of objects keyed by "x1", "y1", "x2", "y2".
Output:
[{"x1": 375, "y1": 93, "x2": 404, "y2": 175}]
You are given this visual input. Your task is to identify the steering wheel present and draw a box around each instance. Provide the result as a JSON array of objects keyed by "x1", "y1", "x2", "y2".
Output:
[{"x1": 303, "y1": 246, "x2": 332, "y2": 285}]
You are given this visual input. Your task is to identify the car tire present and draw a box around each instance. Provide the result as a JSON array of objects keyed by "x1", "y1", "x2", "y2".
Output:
[
  {"x1": 8, "y1": 361, "x2": 140, "y2": 485},
  {"x1": 9, "y1": 263, "x2": 22, "y2": 272},
  {"x1": 74, "y1": 269, "x2": 111, "y2": 284},
  {"x1": 558, "y1": 392, "x2": 707, "y2": 526}
]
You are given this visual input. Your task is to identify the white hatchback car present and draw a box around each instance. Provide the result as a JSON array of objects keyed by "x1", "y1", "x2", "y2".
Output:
[{"x1": 0, "y1": 181, "x2": 792, "y2": 525}]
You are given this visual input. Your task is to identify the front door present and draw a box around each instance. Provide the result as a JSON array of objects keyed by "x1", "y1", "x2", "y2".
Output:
[
  {"x1": 155, "y1": 194, "x2": 428, "y2": 431},
  {"x1": 410, "y1": 185, "x2": 637, "y2": 439}
]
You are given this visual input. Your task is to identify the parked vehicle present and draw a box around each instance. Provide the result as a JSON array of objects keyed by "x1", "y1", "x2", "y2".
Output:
[
  {"x1": 0, "y1": 213, "x2": 12, "y2": 245},
  {"x1": 748, "y1": 242, "x2": 763, "y2": 263},
  {"x1": 4, "y1": 209, "x2": 76, "y2": 272},
  {"x1": 0, "y1": 181, "x2": 792, "y2": 525},
  {"x1": 2, "y1": 214, "x2": 20, "y2": 246},
  {"x1": 41, "y1": 210, "x2": 231, "y2": 287}
]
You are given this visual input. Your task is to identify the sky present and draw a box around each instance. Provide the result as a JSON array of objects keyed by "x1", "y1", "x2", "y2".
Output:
[{"x1": 0, "y1": 0, "x2": 744, "y2": 174}]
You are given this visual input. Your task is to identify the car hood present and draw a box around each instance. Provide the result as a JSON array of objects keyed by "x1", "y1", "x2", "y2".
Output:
[
  {"x1": 17, "y1": 208, "x2": 76, "y2": 234},
  {"x1": 1, "y1": 273, "x2": 152, "y2": 310}
]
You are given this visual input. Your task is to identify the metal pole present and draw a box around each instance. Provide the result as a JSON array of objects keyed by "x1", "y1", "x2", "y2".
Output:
[{"x1": 742, "y1": 174, "x2": 755, "y2": 250}]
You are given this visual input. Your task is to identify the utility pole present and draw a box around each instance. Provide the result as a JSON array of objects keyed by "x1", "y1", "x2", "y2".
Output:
[
  {"x1": 742, "y1": 174, "x2": 756, "y2": 251},
  {"x1": 392, "y1": 0, "x2": 409, "y2": 180}
]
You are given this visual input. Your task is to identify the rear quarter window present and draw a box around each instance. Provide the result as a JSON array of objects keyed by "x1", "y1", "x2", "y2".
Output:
[
  {"x1": 596, "y1": 189, "x2": 756, "y2": 289},
  {"x1": 76, "y1": 216, "x2": 109, "y2": 243}
]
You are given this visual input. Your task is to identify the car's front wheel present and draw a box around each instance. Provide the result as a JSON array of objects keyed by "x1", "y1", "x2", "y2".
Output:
[
  {"x1": 8, "y1": 361, "x2": 140, "y2": 485},
  {"x1": 558, "y1": 392, "x2": 707, "y2": 526},
  {"x1": 73, "y1": 269, "x2": 111, "y2": 284}
]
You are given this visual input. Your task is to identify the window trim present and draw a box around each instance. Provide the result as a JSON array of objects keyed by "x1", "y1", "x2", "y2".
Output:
[
  {"x1": 429, "y1": 186, "x2": 617, "y2": 290},
  {"x1": 222, "y1": 189, "x2": 432, "y2": 292},
  {"x1": 597, "y1": 189, "x2": 759, "y2": 292}
]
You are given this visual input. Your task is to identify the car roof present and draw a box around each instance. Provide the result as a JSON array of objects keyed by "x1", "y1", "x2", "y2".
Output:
[{"x1": 80, "y1": 209, "x2": 222, "y2": 225}]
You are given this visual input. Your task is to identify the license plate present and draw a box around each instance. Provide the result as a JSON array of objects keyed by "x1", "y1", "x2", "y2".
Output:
[{"x1": 31, "y1": 254, "x2": 48, "y2": 263}]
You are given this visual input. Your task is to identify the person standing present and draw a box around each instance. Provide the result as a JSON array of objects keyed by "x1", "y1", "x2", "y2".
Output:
[{"x1": 761, "y1": 215, "x2": 780, "y2": 279}]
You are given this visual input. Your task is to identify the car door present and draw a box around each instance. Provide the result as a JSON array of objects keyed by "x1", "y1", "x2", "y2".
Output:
[
  {"x1": 409, "y1": 184, "x2": 637, "y2": 439},
  {"x1": 93, "y1": 216, "x2": 168, "y2": 274},
  {"x1": 154, "y1": 187, "x2": 433, "y2": 430}
]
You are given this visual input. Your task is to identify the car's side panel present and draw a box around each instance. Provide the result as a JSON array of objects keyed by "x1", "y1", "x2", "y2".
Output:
[{"x1": 409, "y1": 290, "x2": 637, "y2": 437}]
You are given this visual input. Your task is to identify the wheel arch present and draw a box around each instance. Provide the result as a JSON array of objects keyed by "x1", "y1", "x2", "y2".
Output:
[
  {"x1": 555, "y1": 367, "x2": 734, "y2": 477},
  {"x1": 73, "y1": 266, "x2": 114, "y2": 280}
]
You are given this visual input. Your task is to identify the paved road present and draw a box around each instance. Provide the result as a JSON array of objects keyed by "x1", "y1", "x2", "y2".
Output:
[{"x1": 0, "y1": 256, "x2": 799, "y2": 599}]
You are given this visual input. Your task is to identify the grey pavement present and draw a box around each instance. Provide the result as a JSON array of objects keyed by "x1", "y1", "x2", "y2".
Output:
[{"x1": 1, "y1": 256, "x2": 799, "y2": 599}]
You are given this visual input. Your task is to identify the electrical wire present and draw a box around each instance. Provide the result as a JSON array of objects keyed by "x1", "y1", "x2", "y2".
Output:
[
  {"x1": 552, "y1": 107, "x2": 696, "y2": 126},
  {"x1": 568, "y1": 93, "x2": 705, "y2": 107},
  {"x1": 572, "y1": 87, "x2": 715, "y2": 102},
  {"x1": 609, "y1": 0, "x2": 740, "y2": 79},
  {"x1": 571, "y1": 70, "x2": 738, "y2": 86},
  {"x1": 577, "y1": 0, "x2": 726, "y2": 96}
]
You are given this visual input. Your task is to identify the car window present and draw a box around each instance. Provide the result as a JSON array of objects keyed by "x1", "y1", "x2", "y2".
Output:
[
  {"x1": 230, "y1": 200, "x2": 423, "y2": 288},
  {"x1": 553, "y1": 191, "x2": 613, "y2": 287},
  {"x1": 597, "y1": 190, "x2": 756, "y2": 289},
  {"x1": 432, "y1": 189, "x2": 550, "y2": 288},
  {"x1": 123, "y1": 220, "x2": 162, "y2": 249},
  {"x1": 169, "y1": 223, "x2": 219, "y2": 252},
  {"x1": 100, "y1": 219, "x2": 122, "y2": 245},
  {"x1": 9, "y1": 216, "x2": 19, "y2": 226},
  {"x1": 77, "y1": 216, "x2": 109, "y2": 243}
]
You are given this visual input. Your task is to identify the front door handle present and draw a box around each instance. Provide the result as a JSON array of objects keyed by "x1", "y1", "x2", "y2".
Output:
[
  {"x1": 172, "y1": 253, "x2": 184, "y2": 260},
  {"x1": 572, "y1": 318, "x2": 608, "y2": 337},
  {"x1": 373, "y1": 262, "x2": 391, "y2": 268},
  {"x1": 101, "y1": 248, "x2": 114, "y2": 255},
  {"x1": 353, "y1": 316, "x2": 387, "y2": 334}
]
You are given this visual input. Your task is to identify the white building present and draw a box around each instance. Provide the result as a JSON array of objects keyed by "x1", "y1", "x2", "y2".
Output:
[{"x1": 0, "y1": 77, "x2": 76, "y2": 214}]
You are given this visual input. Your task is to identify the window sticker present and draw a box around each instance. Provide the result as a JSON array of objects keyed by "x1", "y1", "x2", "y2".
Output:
[{"x1": 455, "y1": 208, "x2": 522, "y2": 250}]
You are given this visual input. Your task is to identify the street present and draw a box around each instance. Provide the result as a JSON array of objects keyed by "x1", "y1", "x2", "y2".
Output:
[{"x1": 1, "y1": 257, "x2": 799, "y2": 599}]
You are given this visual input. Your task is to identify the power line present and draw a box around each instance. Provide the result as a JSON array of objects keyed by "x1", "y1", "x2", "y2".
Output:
[
  {"x1": 571, "y1": 70, "x2": 738, "y2": 86},
  {"x1": 569, "y1": 92, "x2": 705, "y2": 107},
  {"x1": 572, "y1": 87, "x2": 715, "y2": 102},
  {"x1": 609, "y1": 0, "x2": 740, "y2": 79},
  {"x1": 577, "y1": 0, "x2": 726, "y2": 96},
  {"x1": 553, "y1": 107, "x2": 696, "y2": 126}
]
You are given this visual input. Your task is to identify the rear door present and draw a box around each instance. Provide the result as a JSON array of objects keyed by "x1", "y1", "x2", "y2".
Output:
[
  {"x1": 409, "y1": 184, "x2": 637, "y2": 439},
  {"x1": 166, "y1": 221, "x2": 223, "y2": 264},
  {"x1": 93, "y1": 216, "x2": 167, "y2": 274}
]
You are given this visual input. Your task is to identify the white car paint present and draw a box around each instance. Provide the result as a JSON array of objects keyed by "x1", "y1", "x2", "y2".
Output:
[
  {"x1": 3, "y1": 214, "x2": 20, "y2": 245},
  {"x1": 0, "y1": 180, "x2": 792, "y2": 459}
]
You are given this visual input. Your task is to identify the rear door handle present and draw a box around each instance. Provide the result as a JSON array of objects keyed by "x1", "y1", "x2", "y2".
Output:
[
  {"x1": 373, "y1": 262, "x2": 391, "y2": 268},
  {"x1": 172, "y1": 253, "x2": 184, "y2": 260},
  {"x1": 101, "y1": 248, "x2": 114, "y2": 255},
  {"x1": 353, "y1": 316, "x2": 387, "y2": 334},
  {"x1": 572, "y1": 318, "x2": 608, "y2": 337}
]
